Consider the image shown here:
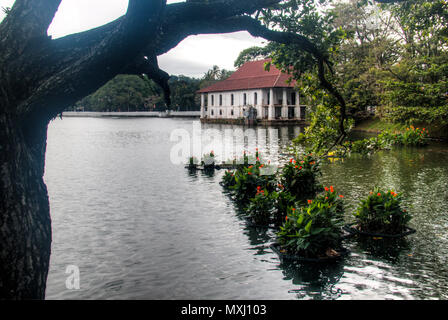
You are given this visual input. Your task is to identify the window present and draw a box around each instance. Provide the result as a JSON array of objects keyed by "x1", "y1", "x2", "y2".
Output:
[
  {"x1": 243, "y1": 93, "x2": 247, "y2": 106},
  {"x1": 267, "y1": 92, "x2": 270, "y2": 105},
  {"x1": 219, "y1": 94, "x2": 223, "y2": 106},
  {"x1": 231, "y1": 110, "x2": 234, "y2": 116},
  {"x1": 231, "y1": 94, "x2": 234, "y2": 106},
  {"x1": 211, "y1": 95, "x2": 214, "y2": 106},
  {"x1": 254, "y1": 92, "x2": 258, "y2": 105},
  {"x1": 211, "y1": 109, "x2": 214, "y2": 115},
  {"x1": 219, "y1": 109, "x2": 222, "y2": 116}
]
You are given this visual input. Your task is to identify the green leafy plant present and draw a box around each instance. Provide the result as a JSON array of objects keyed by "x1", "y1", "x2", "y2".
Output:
[
  {"x1": 353, "y1": 187, "x2": 412, "y2": 234},
  {"x1": 221, "y1": 170, "x2": 236, "y2": 189},
  {"x1": 187, "y1": 156, "x2": 199, "y2": 168},
  {"x1": 245, "y1": 187, "x2": 275, "y2": 225},
  {"x1": 229, "y1": 165, "x2": 275, "y2": 204},
  {"x1": 277, "y1": 187, "x2": 345, "y2": 258},
  {"x1": 400, "y1": 126, "x2": 429, "y2": 146},
  {"x1": 279, "y1": 154, "x2": 322, "y2": 202},
  {"x1": 202, "y1": 151, "x2": 215, "y2": 167},
  {"x1": 270, "y1": 187, "x2": 297, "y2": 225}
]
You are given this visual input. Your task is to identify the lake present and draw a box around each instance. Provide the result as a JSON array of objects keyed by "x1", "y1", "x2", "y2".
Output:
[{"x1": 44, "y1": 117, "x2": 448, "y2": 300}]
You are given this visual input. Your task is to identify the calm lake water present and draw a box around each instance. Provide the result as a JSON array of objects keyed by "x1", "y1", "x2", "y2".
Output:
[{"x1": 44, "y1": 117, "x2": 448, "y2": 300}]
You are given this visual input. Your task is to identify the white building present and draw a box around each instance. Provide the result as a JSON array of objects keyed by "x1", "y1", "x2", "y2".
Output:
[{"x1": 198, "y1": 59, "x2": 306, "y2": 122}]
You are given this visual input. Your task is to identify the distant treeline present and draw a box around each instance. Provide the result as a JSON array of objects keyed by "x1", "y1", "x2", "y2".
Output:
[{"x1": 73, "y1": 66, "x2": 233, "y2": 112}]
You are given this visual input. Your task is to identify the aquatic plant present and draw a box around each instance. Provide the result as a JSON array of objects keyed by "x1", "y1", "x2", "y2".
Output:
[
  {"x1": 279, "y1": 154, "x2": 322, "y2": 203},
  {"x1": 353, "y1": 187, "x2": 412, "y2": 234},
  {"x1": 245, "y1": 187, "x2": 275, "y2": 225},
  {"x1": 277, "y1": 187, "x2": 345, "y2": 258}
]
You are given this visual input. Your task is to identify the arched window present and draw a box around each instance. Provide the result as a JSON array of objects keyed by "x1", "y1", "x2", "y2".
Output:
[
  {"x1": 211, "y1": 95, "x2": 214, "y2": 106},
  {"x1": 219, "y1": 94, "x2": 223, "y2": 106},
  {"x1": 254, "y1": 92, "x2": 258, "y2": 105}
]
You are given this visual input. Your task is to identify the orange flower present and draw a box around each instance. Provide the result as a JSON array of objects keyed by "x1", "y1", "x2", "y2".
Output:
[
  {"x1": 307, "y1": 200, "x2": 313, "y2": 204},
  {"x1": 330, "y1": 186, "x2": 334, "y2": 193},
  {"x1": 285, "y1": 216, "x2": 288, "y2": 221},
  {"x1": 289, "y1": 158, "x2": 293, "y2": 163},
  {"x1": 248, "y1": 165, "x2": 253, "y2": 169},
  {"x1": 325, "y1": 197, "x2": 329, "y2": 200},
  {"x1": 248, "y1": 172, "x2": 252, "y2": 175},
  {"x1": 295, "y1": 165, "x2": 298, "y2": 169},
  {"x1": 292, "y1": 207, "x2": 296, "y2": 211},
  {"x1": 259, "y1": 164, "x2": 264, "y2": 169}
]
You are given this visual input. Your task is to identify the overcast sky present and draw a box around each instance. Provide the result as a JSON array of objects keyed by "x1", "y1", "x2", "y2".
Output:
[{"x1": 0, "y1": 0, "x2": 265, "y2": 78}]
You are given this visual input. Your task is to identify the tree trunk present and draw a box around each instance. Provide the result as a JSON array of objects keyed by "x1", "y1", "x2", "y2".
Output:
[{"x1": 0, "y1": 96, "x2": 51, "y2": 300}]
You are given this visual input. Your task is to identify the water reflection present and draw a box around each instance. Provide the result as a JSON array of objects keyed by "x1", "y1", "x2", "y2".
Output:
[
  {"x1": 280, "y1": 259, "x2": 346, "y2": 300},
  {"x1": 198, "y1": 122, "x2": 304, "y2": 164},
  {"x1": 348, "y1": 237, "x2": 412, "y2": 264}
]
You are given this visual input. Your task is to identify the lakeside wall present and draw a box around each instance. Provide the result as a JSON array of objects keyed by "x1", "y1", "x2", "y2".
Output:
[{"x1": 62, "y1": 111, "x2": 201, "y2": 118}]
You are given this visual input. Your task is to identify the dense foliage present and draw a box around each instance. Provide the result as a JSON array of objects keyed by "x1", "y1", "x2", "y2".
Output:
[
  {"x1": 234, "y1": 0, "x2": 448, "y2": 153},
  {"x1": 353, "y1": 187, "x2": 412, "y2": 234},
  {"x1": 277, "y1": 187, "x2": 345, "y2": 257},
  {"x1": 73, "y1": 66, "x2": 233, "y2": 112}
]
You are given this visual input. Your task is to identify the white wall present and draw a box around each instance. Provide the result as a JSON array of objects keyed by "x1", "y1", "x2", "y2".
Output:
[{"x1": 202, "y1": 88, "x2": 299, "y2": 119}]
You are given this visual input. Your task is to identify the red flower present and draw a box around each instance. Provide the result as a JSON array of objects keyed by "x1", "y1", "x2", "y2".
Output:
[
  {"x1": 299, "y1": 166, "x2": 302, "y2": 170},
  {"x1": 307, "y1": 200, "x2": 313, "y2": 204},
  {"x1": 377, "y1": 193, "x2": 381, "y2": 196},
  {"x1": 295, "y1": 165, "x2": 298, "y2": 169},
  {"x1": 324, "y1": 187, "x2": 329, "y2": 192},
  {"x1": 248, "y1": 172, "x2": 252, "y2": 175},
  {"x1": 339, "y1": 195, "x2": 344, "y2": 198},
  {"x1": 330, "y1": 186, "x2": 334, "y2": 193}
]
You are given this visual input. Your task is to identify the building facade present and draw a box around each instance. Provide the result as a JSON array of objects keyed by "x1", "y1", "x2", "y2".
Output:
[{"x1": 198, "y1": 59, "x2": 306, "y2": 122}]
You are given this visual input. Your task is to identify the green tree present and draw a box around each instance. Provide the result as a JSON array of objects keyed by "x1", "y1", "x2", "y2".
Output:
[{"x1": 379, "y1": 0, "x2": 448, "y2": 125}]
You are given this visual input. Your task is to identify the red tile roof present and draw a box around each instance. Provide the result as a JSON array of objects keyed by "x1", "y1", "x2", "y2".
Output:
[{"x1": 197, "y1": 59, "x2": 295, "y2": 93}]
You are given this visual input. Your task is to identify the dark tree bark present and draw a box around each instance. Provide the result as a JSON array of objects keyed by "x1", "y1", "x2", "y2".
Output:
[{"x1": 0, "y1": 0, "x2": 360, "y2": 299}]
